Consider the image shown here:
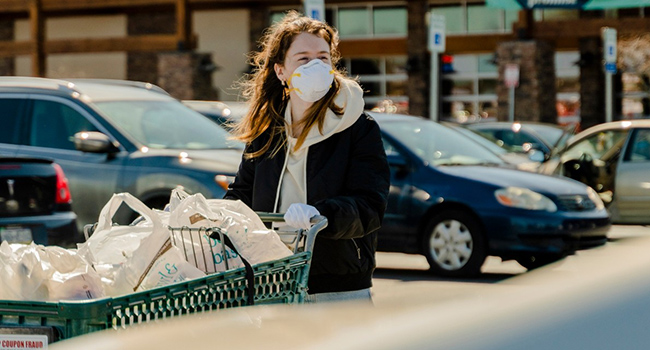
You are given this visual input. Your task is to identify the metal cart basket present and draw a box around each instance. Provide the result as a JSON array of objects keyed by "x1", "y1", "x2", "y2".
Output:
[{"x1": 0, "y1": 213, "x2": 326, "y2": 344}]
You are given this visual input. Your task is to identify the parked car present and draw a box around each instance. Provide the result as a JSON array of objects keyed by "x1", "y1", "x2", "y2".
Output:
[
  {"x1": 370, "y1": 112, "x2": 610, "y2": 276},
  {"x1": 442, "y1": 122, "x2": 542, "y2": 172},
  {"x1": 0, "y1": 77, "x2": 244, "y2": 230},
  {"x1": 182, "y1": 100, "x2": 248, "y2": 132},
  {"x1": 537, "y1": 120, "x2": 650, "y2": 224},
  {"x1": 0, "y1": 156, "x2": 79, "y2": 247},
  {"x1": 466, "y1": 121, "x2": 576, "y2": 160}
]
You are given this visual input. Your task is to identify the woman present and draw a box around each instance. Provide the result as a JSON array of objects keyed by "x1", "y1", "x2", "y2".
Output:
[{"x1": 225, "y1": 11, "x2": 390, "y2": 303}]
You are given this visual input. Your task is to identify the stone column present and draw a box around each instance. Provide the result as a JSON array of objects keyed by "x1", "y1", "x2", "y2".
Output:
[
  {"x1": 249, "y1": 7, "x2": 269, "y2": 53},
  {"x1": 158, "y1": 52, "x2": 218, "y2": 100},
  {"x1": 406, "y1": 0, "x2": 429, "y2": 118},
  {"x1": 496, "y1": 40, "x2": 556, "y2": 123},
  {"x1": 0, "y1": 20, "x2": 15, "y2": 76},
  {"x1": 126, "y1": 11, "x2": 176, "y2": 84},
  {"x1": 578, "y1": 37, "x2": 605, "y2": 129}
]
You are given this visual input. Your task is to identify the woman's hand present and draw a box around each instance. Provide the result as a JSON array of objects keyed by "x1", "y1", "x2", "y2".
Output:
[{"x1": 284, "y1": 203, "x2": 320, "y2": 229}]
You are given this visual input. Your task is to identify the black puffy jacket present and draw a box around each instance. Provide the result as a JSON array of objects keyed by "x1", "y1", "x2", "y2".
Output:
[{"x1": 225, "y1": 112, "x2": 390, "y2": 294}]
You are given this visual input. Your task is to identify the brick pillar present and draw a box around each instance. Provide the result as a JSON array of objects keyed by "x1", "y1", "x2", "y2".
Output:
[
  {"x1": 249, "y1": 7, "x2": 269, "y2": 53},
  {"x1": 496, "y1": 40, "x2": 556, "y2": 123},
  {"x1": 158, "y1": 52, "x2": 218, "y2": 100},
  {"x1": 0, "y1": 20, "x2": 15, "y2": 76},
  {"x1": 126, "y1": 11, "x2": 176, "y2": 83},
  {"x1": 406, "y1": 0, "x2": 429, "y2": 118},
  {"x1": 579, "y1": 37, "x2": 605, "y2": 129}
]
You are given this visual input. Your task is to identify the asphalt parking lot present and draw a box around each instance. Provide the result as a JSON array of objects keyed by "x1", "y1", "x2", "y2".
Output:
[{"x1": 53, "y1": 224, "x2": 650, "y2": 350}]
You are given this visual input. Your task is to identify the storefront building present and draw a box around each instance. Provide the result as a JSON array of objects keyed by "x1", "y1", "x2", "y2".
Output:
[{"x1": 1, "y1": 1, "x2": 649, "y2": 128}]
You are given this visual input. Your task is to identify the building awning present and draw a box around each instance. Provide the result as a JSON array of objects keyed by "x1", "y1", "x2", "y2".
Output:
[{"x1": 487, "y1": 0, "x2": 650, "y2": 9}]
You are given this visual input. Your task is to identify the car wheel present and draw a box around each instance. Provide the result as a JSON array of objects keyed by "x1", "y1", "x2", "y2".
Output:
[
  {"x1": 422, "y1": 210, "x2": 486, "y2": 278},
  {"x1": 516, "y1": 254, "x2": 563, "y2": 270}
]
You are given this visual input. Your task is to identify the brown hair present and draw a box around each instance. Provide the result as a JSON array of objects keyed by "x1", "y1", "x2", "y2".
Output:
[{"x1": 232, "y1": 10, "x2": 347, "y2": 159}]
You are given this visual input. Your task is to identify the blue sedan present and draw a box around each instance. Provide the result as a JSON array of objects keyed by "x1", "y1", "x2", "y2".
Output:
[{"x1": 371, "y1": 113, "x2": 610, "y2": 277}]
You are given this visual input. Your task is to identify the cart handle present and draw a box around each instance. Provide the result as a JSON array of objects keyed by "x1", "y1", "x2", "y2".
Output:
[{"x1": 256, "y1": 213, "x2": 327, "y2": 254}]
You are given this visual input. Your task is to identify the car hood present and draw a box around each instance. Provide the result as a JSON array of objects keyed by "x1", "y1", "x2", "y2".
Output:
[
  {"x1": 134, "y1": 148, "x2": 243, "y2": 174},
  {"x1": 438, "y1": 165, "x2": 587, "y2": 195}
]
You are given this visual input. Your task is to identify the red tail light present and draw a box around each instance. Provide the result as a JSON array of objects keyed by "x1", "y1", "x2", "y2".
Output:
[{"x1": 53, "y1": 163, "x2": 72, "y2": 204}]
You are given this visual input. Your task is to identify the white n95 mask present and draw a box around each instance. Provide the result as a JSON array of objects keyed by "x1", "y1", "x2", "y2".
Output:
[{"x1": 287, "y1": 59, "x2": 335, "y2": 102}]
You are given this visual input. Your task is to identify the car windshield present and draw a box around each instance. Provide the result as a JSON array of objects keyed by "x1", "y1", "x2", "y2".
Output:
[
  {"x1": 94, "y1": 100, "x2": 244, "y2": 150},
  {"x1": 525, "y1": 124, "x2": 566, "y2": 147},
  {"x1": 381, "y1": 119, "x2": 504, "y2": 166}
]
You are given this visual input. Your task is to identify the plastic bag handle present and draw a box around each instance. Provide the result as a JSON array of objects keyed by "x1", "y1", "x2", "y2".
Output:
[{"x1": 95, "y1": 192, "x2": 162, "y2": 232}]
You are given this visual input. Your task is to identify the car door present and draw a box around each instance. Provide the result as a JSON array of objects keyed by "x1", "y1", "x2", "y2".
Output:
[
  {"x1": 614, "y1": 128, "x2": 650, "y2": 223},
  {"x1": 15, "y1": 96, "x2": 126, "y2": 228},
  {"x1": 558, "y1": 128, "x2": 629, "y2": 206},
  {"x1": 376, "y1": 135, "x2": 413, "y2": 252}
]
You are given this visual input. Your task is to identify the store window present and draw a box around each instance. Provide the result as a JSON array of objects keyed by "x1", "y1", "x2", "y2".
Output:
[
  {"x1": 441, "y1": 54, "x2": 498, "y2": 123},
  {"x1": 374, "y1": 7, "x2": 407, "y2": 36},
  {"x1": 431, "y1": 5, "x2": 518, "y2": 35},
  {"x1": 339, "y1": 8, "x2": 370, "y2": 37},
  {"x1": 342, "y1": 55, "x2": 408, "y2": 111},
  {"x1": 555, "y1": 52, "x2": 581, "y2": 126},
  {"x1": 335, "y1": 6, "x2": 407, "y2": 38}
]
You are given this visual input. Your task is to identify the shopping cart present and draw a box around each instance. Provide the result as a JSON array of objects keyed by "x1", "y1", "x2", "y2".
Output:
[{"x1": 0, "y1": 213, "x2": 327, "y2": 344}]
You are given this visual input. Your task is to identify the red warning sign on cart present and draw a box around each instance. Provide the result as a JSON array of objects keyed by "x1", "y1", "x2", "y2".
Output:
[{"x1": 0, "y1": 335, "x2": 47, "y2": 350}]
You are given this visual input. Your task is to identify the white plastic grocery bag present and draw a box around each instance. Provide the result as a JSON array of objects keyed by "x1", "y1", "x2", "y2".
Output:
[
  {"x1": 167, "y1": 190, "x2": 292, "y2": 267},
  {"x1": 78, "y1": 193, "x2": 203, "y2": 296},
  {"x1": 0, "y1": 241, "x2": 104, "y2": 301},
  {"x1": 167, "y1": 192, "x2": 246, "y2": 273}
]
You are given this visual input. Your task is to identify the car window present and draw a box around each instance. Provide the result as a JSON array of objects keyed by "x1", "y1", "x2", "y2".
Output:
[
  {"x1": 29, "y1": 99, "x2": 98, "y2": 150},
  {"x1": 380, "y1": 119, "x2": 504, "y2": 166},
  {"x1": 94, "y1": 100, "x2": 244, "y2": 150},
  {"x1": 626, "y1": 129, "x2": 650, "y2": 162},
  {"x1": 0, "y1": 98, "x2": 26, "y2": 145},
  {"x1": 562, "y1": 129, "x2": 629, "y2": 162},
  {"x1": 524, "y1": 124, "x2": 564, "y2": 146},
  {"x1": 381, "y1": 136, "x2": 400, "y2": 157}
]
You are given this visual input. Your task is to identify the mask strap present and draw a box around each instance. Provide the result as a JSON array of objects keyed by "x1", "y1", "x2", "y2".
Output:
[{"x1": 285, "y1": 73, "x2": 302, "y2": 94}]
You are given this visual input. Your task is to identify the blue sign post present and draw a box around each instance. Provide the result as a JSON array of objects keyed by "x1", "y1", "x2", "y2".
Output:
[
  {"x1": 428, "y1": 13, "x2": 446, "y2": 122},
  {"x1": 602, "y1": 27, "x2": 617, "y2": 123}
]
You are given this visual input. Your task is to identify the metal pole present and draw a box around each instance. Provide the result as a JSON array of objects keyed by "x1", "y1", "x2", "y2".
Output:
[
  {"x1": 605, "y1": 71, "x2": 613, "y2": 123},
  {"x1": 430, "y1": 53, "x2": 439, "y2": 121},
  {"x1": 508, "y1": 86, "x2": 515, "y2": 122}
]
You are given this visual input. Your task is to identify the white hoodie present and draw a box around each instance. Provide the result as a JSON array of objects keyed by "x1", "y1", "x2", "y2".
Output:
[{"x1": 276, "y1": 78, "x2": 365, "y2": 213}]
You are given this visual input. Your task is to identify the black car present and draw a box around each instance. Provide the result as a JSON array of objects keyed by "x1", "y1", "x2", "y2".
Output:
[
  {"x1": 371, "y1": 112, "x2": 610, "y2": 276},
  {"x1": 0, "y1": 157, "x2": 79, "y2": 247},
  {"x1": 466, "y1": 121, "x2": 576, "y2": 160},
  {"x1": 0, "y1": 77, "x2": 244, "y2": 230}
]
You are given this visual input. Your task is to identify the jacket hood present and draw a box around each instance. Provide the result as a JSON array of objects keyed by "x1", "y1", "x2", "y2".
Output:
[{"x1": 285, "y1": 77, "x2": 364, "y2": 149}]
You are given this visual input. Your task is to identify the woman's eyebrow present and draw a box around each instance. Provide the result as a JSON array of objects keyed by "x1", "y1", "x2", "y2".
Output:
[{"x1": 292, "y1": 50, "x2": 330, "y2": 56}]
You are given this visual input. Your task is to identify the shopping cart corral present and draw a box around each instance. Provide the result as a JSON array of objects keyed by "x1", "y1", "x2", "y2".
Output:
[{"x1": 0, "y1": 213, "x2": 327, "y2": 344}]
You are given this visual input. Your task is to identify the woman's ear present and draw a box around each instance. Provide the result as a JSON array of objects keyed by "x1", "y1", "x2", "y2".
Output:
[{"x1": 274, "y1": 63, "x2": 285, "y2": 83}]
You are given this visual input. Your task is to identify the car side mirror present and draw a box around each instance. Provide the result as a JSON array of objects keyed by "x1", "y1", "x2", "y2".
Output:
[
  {"x1": 527, "y1": 149, "x2": 546, "y2": 163},
  {"x1": 74, "y1": 131, "x2": 119, "y2": 154}
]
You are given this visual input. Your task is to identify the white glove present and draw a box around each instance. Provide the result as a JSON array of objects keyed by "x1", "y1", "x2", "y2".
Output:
[{"x1": 284, "y1": 203, "x2": 320, "y2": 230}]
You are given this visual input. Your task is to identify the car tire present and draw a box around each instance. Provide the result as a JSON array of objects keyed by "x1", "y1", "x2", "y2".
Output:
[
  {"x1": 516, "y1": 254, "x2": 563, "y2": 270},
  {"x1": 422, "y1": 210, "x2": 486, "y2": 278}
]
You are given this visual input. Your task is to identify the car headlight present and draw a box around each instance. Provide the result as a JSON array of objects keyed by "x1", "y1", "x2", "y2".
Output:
[
  {"x1": 494, "y1": 187, "x2": 557, "y2": 212},
  {"x1": 215, "y1": 174, "x2": 235, "y2": 191},
  {"x1": 586, "y1": 186, "x2": 605, "y2": 210}
]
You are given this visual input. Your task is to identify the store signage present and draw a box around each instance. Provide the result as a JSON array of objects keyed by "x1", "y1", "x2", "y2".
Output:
[
  {"x1": 488, "y1": 0, "x2": 650, "y2": 9},
  {"x1": 515, "y1": 0, "x2": 589, "y2": 8},
  {"x1": 505, "y1": 64, "x2": 520, "y2": 88},
  {"x1": 303, "y1": 0, "x2": 324, "y2": 21},
  {"x1": 428, "y1": 13, "x2": 446, "y2": 53},
  {"x1": 602, "y1": 27, "x2": 617, "y2": 74}
]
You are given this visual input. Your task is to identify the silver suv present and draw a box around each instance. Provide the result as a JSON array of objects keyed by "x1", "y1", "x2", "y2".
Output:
[{"x1": 0, "y1": 77, "x2": 243, "y2": 229}]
